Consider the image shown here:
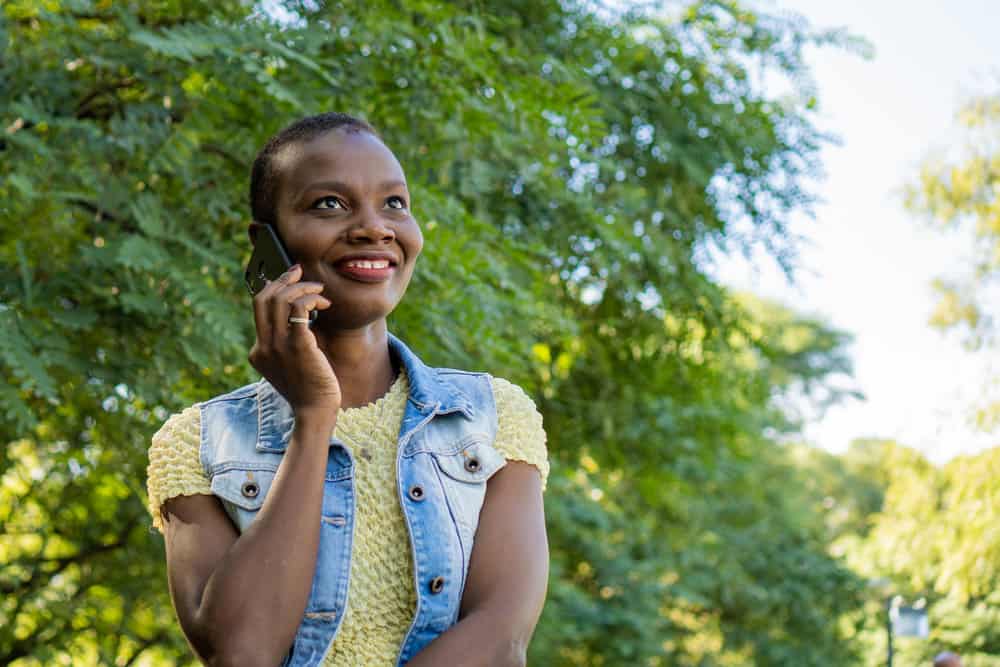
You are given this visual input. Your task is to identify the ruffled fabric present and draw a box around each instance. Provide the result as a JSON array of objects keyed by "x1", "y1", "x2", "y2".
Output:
[
  {"x1": 146, "y1": 405, "x2": 209, "y2": 532},
  {"x1": 145, "y1": 370, "x2": 548, "y2": 666},
  {"x1": 321, "y1": 370, "x2": 416, "y2": 665},
  {"x1": 490, "y1": 376, "x2": 550, "y2": 490}
]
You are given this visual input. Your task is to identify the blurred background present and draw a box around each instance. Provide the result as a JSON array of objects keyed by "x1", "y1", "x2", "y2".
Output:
[{"x1": 2, "y1": 0, "x2": 999, "y2": 664}]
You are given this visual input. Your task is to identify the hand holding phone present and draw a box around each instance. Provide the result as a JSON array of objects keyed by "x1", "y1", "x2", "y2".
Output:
[{"x1": 245, "y1": 224, "x2": 339, "y2": 421}]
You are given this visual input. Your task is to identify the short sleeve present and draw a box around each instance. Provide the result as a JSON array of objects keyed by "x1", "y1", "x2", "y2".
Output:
[
  {"x1": 489, "y1": 377, "x2": 549, "y2": 491},
  {"x1": 146, "y1": 405, "x2": 212, "y2": 532}
]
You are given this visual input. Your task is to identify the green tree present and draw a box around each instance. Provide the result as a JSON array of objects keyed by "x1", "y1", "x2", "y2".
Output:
[
  {"x1": 536, "y1": 291, "x2": 866, "y2": 665},
  {"x1": 834, "y1": 442, "x2": 1000, "y2": 666},
  {"x1": 906, "y1": 92, "x2": 1000, "y2": 433},
  {"x1": 785, "y1": 436, "x2": 1000, "y2": 666},
  {"x1": 1, "y1": 1, "x2": 865, "y2": 664},
  {"x1": 790, "y1": 438, "x2": 900, "y2": 546}
]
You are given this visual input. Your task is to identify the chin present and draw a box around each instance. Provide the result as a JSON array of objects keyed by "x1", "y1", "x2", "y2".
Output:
[{"x1": 318, "y1": 303, "x2": 396, "y2": 329}]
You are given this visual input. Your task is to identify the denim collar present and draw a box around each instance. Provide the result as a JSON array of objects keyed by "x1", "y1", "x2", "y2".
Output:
[{"x1": 256, "y1": 332, "x2": 474, "y2": 453}]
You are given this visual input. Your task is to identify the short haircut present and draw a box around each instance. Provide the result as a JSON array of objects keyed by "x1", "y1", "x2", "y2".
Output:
[{"x1": 249, "y1": 112, "x2": 379, "y2": 226}]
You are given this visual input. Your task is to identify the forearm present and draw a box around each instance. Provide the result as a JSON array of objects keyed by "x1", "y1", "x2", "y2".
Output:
[
  {"x1": 192, "y1": 417, "x2": 334, "y2": 665},
  {"x1": 405, "y1": 609, "x2": 528, "y2": 667}
]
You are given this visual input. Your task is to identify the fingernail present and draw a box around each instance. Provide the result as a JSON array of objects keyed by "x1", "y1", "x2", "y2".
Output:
[{"x1": 291, "y1": 263, "x2": 300, "y2": 271}]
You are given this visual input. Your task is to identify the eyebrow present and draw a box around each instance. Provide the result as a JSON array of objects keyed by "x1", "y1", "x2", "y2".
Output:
[{"x1": 296, "y1": 180, "x2": 408, "y2": 202}]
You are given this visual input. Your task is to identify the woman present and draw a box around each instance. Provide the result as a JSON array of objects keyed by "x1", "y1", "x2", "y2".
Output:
[{"x1": 146, "y1": 112, "x2": 549, "y2": 667}]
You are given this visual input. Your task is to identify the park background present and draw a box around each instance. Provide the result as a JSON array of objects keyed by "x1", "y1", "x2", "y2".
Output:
[{"x1": 2, "y1": 0, "x2": 1000, "y2": 664}]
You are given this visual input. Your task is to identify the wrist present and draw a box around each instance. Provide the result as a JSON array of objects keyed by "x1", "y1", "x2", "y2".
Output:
[{"x1": 293, "y1": 407, "x2": 338, "y2": 434}]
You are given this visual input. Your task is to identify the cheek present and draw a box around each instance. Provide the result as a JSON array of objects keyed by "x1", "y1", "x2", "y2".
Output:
[
  {"x1": 405, "y1": 224, "x2": 424, "y2": 257},
  {"x1": 284, "y1": 220, "x2": 336, "y2": 259}
]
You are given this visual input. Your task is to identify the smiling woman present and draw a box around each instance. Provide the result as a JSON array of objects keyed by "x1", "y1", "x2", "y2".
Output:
[{"x1": 145, "y1": 113, "x2": 550, "y2": 667}]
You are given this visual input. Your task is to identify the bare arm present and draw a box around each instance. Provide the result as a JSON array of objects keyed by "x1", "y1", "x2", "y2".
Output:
[
  {"x1": 162, "y1": 417, "x2": 333, "y2": 666},
  {"x1": 160, "y1": 264, "x2": 340, "y2": 666},
  {"x1": 406, "y1": 461, "x2": 549, "y2": 667}
]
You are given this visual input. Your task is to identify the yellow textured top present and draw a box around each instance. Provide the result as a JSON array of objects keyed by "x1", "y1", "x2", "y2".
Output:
[{"x1": 146, "y1": 370, "x2": 548, "y2": 666}]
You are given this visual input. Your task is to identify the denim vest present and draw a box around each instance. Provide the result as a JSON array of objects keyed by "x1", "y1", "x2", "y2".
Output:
[{"x1": 197, "y1": 333, "x2": 502, "y2": 666}]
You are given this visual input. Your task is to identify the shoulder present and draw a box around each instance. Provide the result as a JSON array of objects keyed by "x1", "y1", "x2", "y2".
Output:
[
  {"x1": 430, "y1": 363, "x2": 540, "y2": 405},
  {"x1": 488, "y1": 376, "x2": 546, "y2": 436},
  {"x1": 430, "y1": 366, "x2": 538, "y2": 408},
  {"x1": 148, "y1": 379, "x2": 264, "y2": 475},
  {"x1": 199, "y1": 380, "x2": 261, "y2": 406},
  {"x1": 150, "y1": 380, "x2": 261, "y2": 446},
  {"x1": 151, "y1": 404, "x2": 202, "y2": 446},
  {"x1": 430, "y1": 366, "x2": 496, "y2": 412},
  {"x1": 487, "y1": 376, "x2": 540, "y2": 409},
  {"x1": 485, "y1": 375, "x2": 549, "y2": 490},
  {"x1": 147, "y1": 403, "x2": 212, "y2": 532},
  {"x1": 434, "y1": 366, "x2": 492, "y2": 387}
]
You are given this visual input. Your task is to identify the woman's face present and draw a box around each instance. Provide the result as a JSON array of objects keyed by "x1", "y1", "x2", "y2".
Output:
[{"x1": 269, "y1": 129, "x2": 423, "y2": 329}]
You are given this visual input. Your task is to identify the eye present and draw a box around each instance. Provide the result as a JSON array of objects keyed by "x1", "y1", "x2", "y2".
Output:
[
  {"x1": 385, "y1": 196, "x2": 407, "y2": 210},
  {"x1": 313, "y1": 196, "x2": 346, "y2": 210}
]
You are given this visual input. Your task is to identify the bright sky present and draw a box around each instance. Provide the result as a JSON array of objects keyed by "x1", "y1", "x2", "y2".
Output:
[{"x1": 708, "y1": 0, "x2": 1000, "y2": 462}]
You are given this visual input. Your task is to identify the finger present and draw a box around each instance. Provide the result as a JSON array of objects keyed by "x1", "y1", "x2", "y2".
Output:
[
  {"x1": 289, "y1": 293, "x2": 331, "y2": 321},
  {"x1": 259, "y1": 263, "x2": 302, "y2": 299},
  {"x1": 253, "y1": 265, "x2": 301, "y2": 346},
  {"x1": 274, "y1": 281, "x2": 326, "y2": 304},
  {"x1": 287, "y1": 295, "x2": 331, "y2": 338},
  {"x1": 252, "y1": 286, "x2": 274, "y2": 347},
  {"x1": 266, "y1": 265, "x2": 306, "y2": 343},
  {"x1": 270, "y1": 281, "x2": 325, "y2": 335}
]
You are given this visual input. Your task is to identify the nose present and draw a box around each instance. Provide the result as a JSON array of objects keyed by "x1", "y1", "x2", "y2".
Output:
[{"x1": 346, "y1": 209, "x2": 395, "y2": 244}]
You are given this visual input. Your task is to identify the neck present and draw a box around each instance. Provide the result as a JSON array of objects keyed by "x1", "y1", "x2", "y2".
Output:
[{"x1": 311, "y1": 319, "x2": 397, "y2": 409}]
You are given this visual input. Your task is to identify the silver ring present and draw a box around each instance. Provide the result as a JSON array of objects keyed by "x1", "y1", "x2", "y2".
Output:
[{"x1": 288, "y1": 316, "x2": 310, "y2": 325}]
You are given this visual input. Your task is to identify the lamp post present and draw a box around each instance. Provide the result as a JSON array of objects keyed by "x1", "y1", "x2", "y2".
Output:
[
  {"x1": 869, "y1": 581, "x2": 929, "y2": 667},
  {"x1": 886, "y1": 596, "x2": 895, "y2": 667},
  {"x1": 886, "y1": 595, "x2": 930, "y2": 666}
]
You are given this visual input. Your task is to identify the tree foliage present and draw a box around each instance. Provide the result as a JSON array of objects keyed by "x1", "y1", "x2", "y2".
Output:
[
  {"x1": 1, "y1": 1, "x2": 867, "y2": 664},
  {"x1": 906, "y1": 92, "x2": 1000, "y2": 434},
  {"x1": 805, "y1": 440, "x2": 1000, "y2": 666}
]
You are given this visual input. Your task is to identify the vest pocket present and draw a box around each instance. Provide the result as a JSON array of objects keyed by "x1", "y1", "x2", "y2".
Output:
[
  {"x1": 210, "y1": 466, "x2": 277, "y2": 530},
  {"x1": 431, "y1": 440, "x2": 506, "y2": 484},
  {"x1": 430, "y1": 440, "x2": 507, "y2": 598}
]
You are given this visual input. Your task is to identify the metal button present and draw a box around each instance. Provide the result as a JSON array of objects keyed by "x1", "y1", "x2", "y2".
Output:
[
  {"x1": 429, "y1": 576, "x2": 445, "y2": 594},
  {"x1": 464, "y1": 457, "x2": 481, "y2": 473},
  {"x1": 241, "y1": 481, "x2": 260, "y2": 498},
  {"x1": 408, "y1": 485, "x2": 425, "y2": 502}
]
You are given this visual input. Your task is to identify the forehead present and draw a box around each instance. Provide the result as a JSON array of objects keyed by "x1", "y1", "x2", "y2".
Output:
[{"x1": 275, "y1": 130, "x2": 406, "y2": 199}]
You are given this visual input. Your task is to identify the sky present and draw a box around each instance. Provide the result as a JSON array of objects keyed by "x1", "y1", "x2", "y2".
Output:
[{"x1": 707, "y1": 0, "x2": 1000, "y2": 463}]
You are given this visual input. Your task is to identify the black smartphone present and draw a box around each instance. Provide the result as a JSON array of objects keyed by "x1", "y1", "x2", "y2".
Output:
[
  {"x1": 244, "y1": 222, "x2": 317, "y2": 322},
  {"x1": 245, "y1": 222, "x2": 294, "y2": 295}
]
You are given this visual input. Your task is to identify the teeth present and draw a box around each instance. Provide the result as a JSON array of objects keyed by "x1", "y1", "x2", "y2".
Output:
[{"x1": 345, "y1": 259, "x2": 390, "y2": 269}]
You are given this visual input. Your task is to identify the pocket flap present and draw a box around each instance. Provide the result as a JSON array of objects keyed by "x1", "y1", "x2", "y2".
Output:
[
  {"x1": 210, "y1": 467, "x2": 276, "y2": 511},
  {"x1": 432, "y1": 440, "x2": 505, "y2": 484}
]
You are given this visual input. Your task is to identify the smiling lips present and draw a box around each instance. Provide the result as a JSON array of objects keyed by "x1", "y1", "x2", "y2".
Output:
[{"x1": 334, "y1": 257, "x2": 397, "y2": 283}]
